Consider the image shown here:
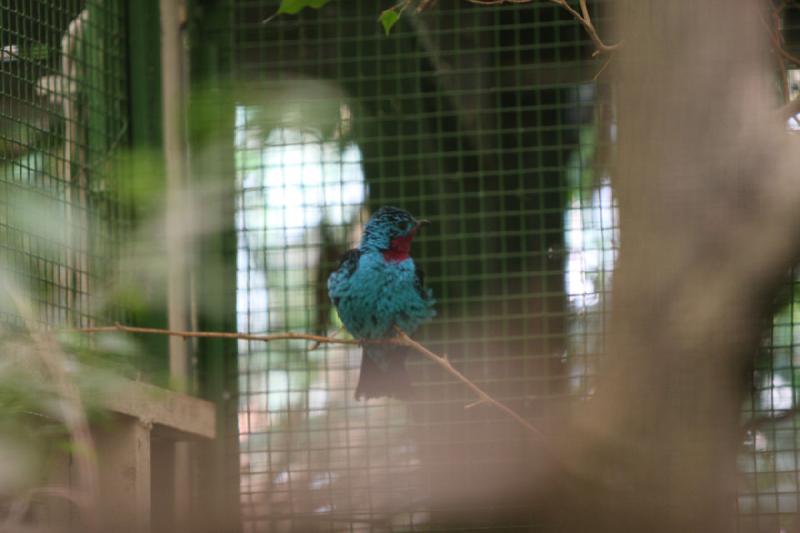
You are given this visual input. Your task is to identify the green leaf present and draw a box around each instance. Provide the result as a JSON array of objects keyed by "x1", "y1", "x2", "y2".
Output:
[
  {"x1": 379, "y1": 8, "x2": 401, "y2": 35},
  {"x1": 277, "y1": 0, "x2": 330, "y2": 15}
]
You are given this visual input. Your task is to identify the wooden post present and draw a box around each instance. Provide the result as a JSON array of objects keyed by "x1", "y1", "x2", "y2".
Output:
[
  {"x1": 95, "y1": 416, "x2": 152, "y2": 533},
  {"x1": 94, "y1": 378, "x2": 216, "y2": 532}
]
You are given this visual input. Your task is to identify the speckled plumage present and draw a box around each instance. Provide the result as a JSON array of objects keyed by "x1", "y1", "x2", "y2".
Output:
[{"x1": 328, "y1": 207, "x2": 436, "y2": 400}]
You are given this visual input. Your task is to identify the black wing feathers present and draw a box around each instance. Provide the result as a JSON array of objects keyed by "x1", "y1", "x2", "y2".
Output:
[
  {"x1": 413, "y1": 264, "x2": 428, "y2": 300},
  {"x1": 338, "y1": 248, "x2": 361, "y2": 277}
]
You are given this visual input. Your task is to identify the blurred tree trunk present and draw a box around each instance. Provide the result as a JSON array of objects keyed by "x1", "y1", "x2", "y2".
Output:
[{"x1": 548, "y1": 1, "x2": 800, "y2": 531}]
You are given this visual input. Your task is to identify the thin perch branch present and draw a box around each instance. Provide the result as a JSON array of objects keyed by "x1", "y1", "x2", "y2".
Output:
[
  {"x1": 74, "y1": 323, "x2": 544, "y2": 438},
  {"x1": 75, "y1": 323, "x2": 360, "y2": 346},
  {"x1": 391, "y1": 329, "x2": 544, "y2": 437}
]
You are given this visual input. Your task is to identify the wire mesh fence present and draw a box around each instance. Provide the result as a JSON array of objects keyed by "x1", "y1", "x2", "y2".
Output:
[
  {"x1": 231, "y1": 1, "x2": 607, "y2": 531},
  {"x1": 3, "y1": 0, "x2": 800, "y2": 531},
  {"x1": 227, "y1": 1, "x2": 800, "y2": 532},
  {"x1": 0, "y1": 0, "x2": 127, "y2": 329}
]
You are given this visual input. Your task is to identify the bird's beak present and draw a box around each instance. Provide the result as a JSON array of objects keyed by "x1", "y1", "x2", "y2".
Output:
[{"x1": 415, "y1": 219, "x2": 430, "y2": 230}]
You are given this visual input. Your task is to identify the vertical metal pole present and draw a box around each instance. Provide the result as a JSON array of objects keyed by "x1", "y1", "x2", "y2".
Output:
[
  {"x1": 160, "y1": 0, "x2": 193, "y2": 530},
  {"x1": 160, "y1": 1, "x2": 188, "y2": 382},
  {"x1": 188, "y1": 1, "x2": 240, "y2": 530}
]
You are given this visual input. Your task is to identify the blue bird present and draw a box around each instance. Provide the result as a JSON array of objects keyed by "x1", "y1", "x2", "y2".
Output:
[{"x1": 328, "y1": 207, "x2": 436, "y2": 400}]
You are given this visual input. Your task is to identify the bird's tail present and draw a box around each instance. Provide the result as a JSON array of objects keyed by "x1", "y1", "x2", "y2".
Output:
[{"x1": 355, "y1": 343, "x2": 412, "y2": 400}]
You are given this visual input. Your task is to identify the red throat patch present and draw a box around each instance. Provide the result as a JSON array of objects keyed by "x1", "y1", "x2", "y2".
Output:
[{"x1": 383, "y1": 234, "x2": 415, "y2": 262}]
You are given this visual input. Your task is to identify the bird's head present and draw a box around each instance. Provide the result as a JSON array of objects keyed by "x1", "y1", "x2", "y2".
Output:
[{"x1": 360, "y1": 206, "x2": 429, "y2": 261}]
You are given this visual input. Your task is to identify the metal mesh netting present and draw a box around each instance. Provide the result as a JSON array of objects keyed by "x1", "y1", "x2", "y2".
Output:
[
  {"x1": 0, "y1": 0, "x2": 127, "y2": 328},
  {"x1": 231, "y1": 2, "x2": 605, "y2": 531},
  {"x1": 4, "y1": 1, "x2": 800, "y2": 531},
  {"x1": 5, "y1": 1, "x2": 795, "y2": 531},
  {"x1": 226, "y1": 2, "x2": 800, "y2": 532}
]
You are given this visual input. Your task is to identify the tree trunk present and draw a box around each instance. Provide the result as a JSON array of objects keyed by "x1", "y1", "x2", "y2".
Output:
[{"x1": 551, "y1": 1, "x2": 800, "y2": 531}]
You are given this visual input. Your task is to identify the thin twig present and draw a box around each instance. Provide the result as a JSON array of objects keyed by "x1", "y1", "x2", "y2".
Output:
[
  {"x1": 416, "y1": 0, "x2": 437, "y2": 12},
  {"x1": 759, "y1": 2, "x2": 800, "y2": 79},
  {"x1": 390, "y1": 0, "x2": 414, "y2": 13},
  {"x1": 74, "y1": 322, "x2": 360, "y2": 346},
  {"x1": 577, "y1": 0, "x2": 590, "y2": 22},
  {"x1": 593, "y1": 52, "x2": 613, "y2": 81},
  {"x1": 391, "y1": 329, "x2": 544, "y2": 437},
  {"x1": 759, "y1": 0, "x2": 794, "y2": 101},
  {"x1": 467, "y1": 0, "x2": 800, "y2": 64},
  {"x1": 772, "y1": 29, "x2": 800, "y2": 67},
  {"x1": 74, "y1": 323, "x2": 545, "y2": 438},
  {"x1": 466, "y1": 0, "x2": 620, "y2": 54},
  {"x1": 771, "y1": 0, "x2": 790, "y2": 100}
]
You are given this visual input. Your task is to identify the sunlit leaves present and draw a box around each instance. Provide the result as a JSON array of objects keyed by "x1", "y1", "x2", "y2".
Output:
[
  {"x1": 270, "y1": 0, "x2": 411, "y2": 36},
  {"x1": 379, "y1": 8, "x2": 401, "y2": 35},
  {"x1": 276, "y1": 0, "x2": 330, "y2": 15}
]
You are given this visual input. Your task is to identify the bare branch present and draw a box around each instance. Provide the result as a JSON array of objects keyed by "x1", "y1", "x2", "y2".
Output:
[
  {"x1": 75, "y1": 322, "x2": 360, "y2": 346},
  {"x1": 465, "y1": 0, "x2": 621, "y2": 54},
  {"x1": 73, "y1": 323, "x2": 546, "y2": 439},
  {"x1": 390, "y1": 329, "x2": 545, "y2": 438},
  {"x1": 768, "y1": 5, "x2": 800, "y2": 67},
  {"x1": 578, "y1": 0, "x2": 590, "y2": 22},
  {"x1": 464, "y1": 399, "x2": 487, "y2": 409},
  {"x1": 466, "y1": 0, "x2": 800, "y2": 66},
  {"x1": 592, "y1": 53, "x2": 614, "y2": 80},
  {"x1": 416, "y1": 0, "x2": 438, "y2": 12},
  {"x1": 386, "y1": 0, "x2": 414, "y2": 15}
]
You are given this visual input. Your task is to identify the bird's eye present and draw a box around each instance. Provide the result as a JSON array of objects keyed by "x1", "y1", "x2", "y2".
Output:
[{"x1": 400, "y1": 221, "x2": 411, "y2": 232}]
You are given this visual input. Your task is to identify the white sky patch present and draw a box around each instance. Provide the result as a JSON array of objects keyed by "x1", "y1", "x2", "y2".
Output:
[
  {"x1": 239, "y1": 126, "x2": 365, "y2": 246},
  {"x1": 564, "y1": 180, "x2": 618, "y2": 309},
  {"x1": 762, "y1": 374, "x2": 794, "y2": 412},
  {"x1": 234, "y1": 106, "x2": 366, "y2": 335},
  {"x1": 234, "y1": 104, "x2": 366, "y2": 445}
]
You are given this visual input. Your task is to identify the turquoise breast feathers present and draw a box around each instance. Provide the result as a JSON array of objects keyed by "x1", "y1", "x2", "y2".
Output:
[
  {"x1": 327, "y1": 206, "x2": 436, "y2": 399},
  {"x1": 328, "y1": 249, "x2": 435, "y2": 339}
]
